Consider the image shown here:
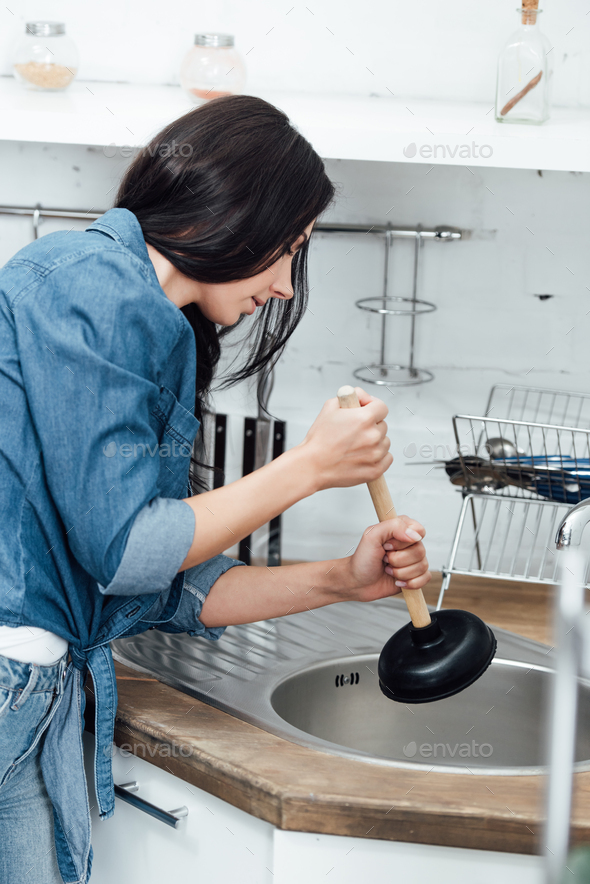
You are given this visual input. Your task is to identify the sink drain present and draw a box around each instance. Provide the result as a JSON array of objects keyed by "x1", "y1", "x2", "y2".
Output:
[{"x1": 335, "y1": 672, "x2": 359, "y2": 687}]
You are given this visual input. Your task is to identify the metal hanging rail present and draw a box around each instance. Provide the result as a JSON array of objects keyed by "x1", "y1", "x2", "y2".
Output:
[
  {"x1": 314, "y1": 222, "x2": 462, "y2": 239},
  {"x1": 0, "y1": 206, "x2": 464, "y2": 385},
  {"x1": 0, "y1": 205, "x2": 463, "y2": 241},
  {"x1": 0, "y1": 205, "x2": 103, "y2": 221},
  {"x1": 0, "y1": 204, "x2": 103, "y2": 239}
]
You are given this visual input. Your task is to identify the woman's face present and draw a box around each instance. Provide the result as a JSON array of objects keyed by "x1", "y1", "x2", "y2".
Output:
[
  {"x1": 199, "y1": 220, "x2": 314, "y2": 325},
  {"x1": 149, "y1": 220, "x2": 315, "y2": 326}
]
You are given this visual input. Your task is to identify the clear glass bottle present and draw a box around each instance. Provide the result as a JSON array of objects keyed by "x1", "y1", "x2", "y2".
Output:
[
  {"x1": 13, "y1": 22, "x2": 79, "y2": 91},
  {"x1": 495, "y1": 5, "x2": 552, "y2": 124},
  {"x1": 180, "y1": 34, "x2": 246, "y2": 104}
]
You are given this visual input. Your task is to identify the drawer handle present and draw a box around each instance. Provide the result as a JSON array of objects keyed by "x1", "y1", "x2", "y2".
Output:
[{"x1": 115, "y1": 781, "x2": 189, "y2": 828}]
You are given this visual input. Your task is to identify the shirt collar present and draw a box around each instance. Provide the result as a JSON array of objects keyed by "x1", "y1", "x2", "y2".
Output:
[{"x1": 86, "y1": 208, "x2": 151, "y2": 267}]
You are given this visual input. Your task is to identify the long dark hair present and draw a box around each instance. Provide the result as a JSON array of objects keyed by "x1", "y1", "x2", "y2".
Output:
[{"x1": 115, "y1": 95, "x2": 335, "y2": 432}]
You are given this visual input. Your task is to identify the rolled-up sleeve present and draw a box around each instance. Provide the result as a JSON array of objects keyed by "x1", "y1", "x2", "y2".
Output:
[
  {"x1": 14, "y1": 249, "x2": 192, "y2": 591},
  {"x1": 157, "y1": 555, "x2": 246, "y2": 641},
  {"x1": 101, "y1": 497, "x2": 195, "y2": 596}
]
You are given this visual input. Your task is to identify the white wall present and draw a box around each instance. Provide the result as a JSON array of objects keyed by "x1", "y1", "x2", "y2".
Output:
[
  {"x1": 1, "y1": 0, "x2": 590, "y2": 107},
  {"x1": 1, "y1": 140, "x2": 588, "y2": 567}
]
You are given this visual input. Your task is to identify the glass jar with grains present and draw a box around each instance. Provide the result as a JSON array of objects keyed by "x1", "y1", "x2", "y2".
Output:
[
  {"x1": 13, "y1": 22, "x2": 79, "y2": 91},
  {"x1": 180, "y1": 33, "x2": 246, "y2": 104}
]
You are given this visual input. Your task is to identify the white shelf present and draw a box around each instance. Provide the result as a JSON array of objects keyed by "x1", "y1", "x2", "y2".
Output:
[{"x1": 0, "y1": 76, "x2": 589, "y2": 173}]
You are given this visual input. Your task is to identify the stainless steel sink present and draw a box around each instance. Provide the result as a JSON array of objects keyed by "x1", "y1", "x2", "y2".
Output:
[{"x1": 111, "y1": 598, "x2": 590, "y2": 775}]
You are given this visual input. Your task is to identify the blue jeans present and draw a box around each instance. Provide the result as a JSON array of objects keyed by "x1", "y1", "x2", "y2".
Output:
[{"x1": 0, "y1": 653, "x2": 68, "y2": 884}]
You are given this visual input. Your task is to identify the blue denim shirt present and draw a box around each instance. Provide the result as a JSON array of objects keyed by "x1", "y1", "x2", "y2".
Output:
[{"x1": 0, "y1": 208, "x2": 244, "y2": 883}]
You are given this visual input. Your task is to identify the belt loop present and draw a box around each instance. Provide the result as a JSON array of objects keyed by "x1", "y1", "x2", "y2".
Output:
[{"x1": 11, "y1": 663, "x2": 40, "y2": 711}]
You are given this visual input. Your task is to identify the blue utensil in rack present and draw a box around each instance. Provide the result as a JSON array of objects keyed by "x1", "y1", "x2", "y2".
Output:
[{"x1": 495, "y1": 455, "x2": 590, "y2": 504}]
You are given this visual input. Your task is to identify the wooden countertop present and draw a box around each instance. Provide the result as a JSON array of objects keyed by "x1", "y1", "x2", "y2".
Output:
[{"x1": 93, "y1": 574, "x2": 590, "y2": 855}]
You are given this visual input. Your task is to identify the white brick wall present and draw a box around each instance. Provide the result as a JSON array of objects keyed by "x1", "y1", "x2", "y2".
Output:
[{"x1": 2, "y1": 141, "x2": 587, "y2": 567}]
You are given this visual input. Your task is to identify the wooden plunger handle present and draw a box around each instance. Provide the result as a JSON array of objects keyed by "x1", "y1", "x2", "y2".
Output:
[{"x1": 337, "y1": 385, "x2": 432, "y2": 629}]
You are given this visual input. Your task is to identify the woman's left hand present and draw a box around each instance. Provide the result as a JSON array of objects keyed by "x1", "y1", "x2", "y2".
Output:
[
  {"x1": 201, "y1": 514, "x2": 431, "y2": 628},
  {"x1": 347, "y1": 515, "x2": 431, "y2": 603}
]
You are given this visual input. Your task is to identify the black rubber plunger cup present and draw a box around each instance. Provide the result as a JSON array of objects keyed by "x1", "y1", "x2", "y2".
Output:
[
  {"x1": 377, "y1": 610, "x2": 496, "y2": 703},
  {"x1": 337, "y1": 386, "x2": 497, "y2": 704}
]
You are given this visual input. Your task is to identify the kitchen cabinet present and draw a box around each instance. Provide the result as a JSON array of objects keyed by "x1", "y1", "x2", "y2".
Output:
[
  {"x1": 84, "y1": 734, "x2": 544, "y2": 884},
  {"x1": 83, "y1": 733, "x2": 275, "y2": 883}
]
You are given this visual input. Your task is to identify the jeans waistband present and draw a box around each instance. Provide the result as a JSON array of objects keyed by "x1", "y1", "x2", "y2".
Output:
[{"x1": 0, "y1": 651, "x2": 67, "y2": 692}]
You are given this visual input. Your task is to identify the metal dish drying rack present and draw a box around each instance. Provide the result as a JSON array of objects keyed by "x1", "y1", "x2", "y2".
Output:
[{"x1": 437, "y1": 384, "x2": 590, "y2": 609}]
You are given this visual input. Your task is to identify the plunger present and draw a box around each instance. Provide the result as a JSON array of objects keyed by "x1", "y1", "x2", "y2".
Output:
[{"x1": 338, "y1": 386, "x2": 497, "y2": 704}]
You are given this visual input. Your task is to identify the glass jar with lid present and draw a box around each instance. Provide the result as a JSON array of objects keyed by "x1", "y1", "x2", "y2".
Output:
[
  {"x1": 180, "y1": 33, "x2": 246, "y2": 104},
  {"x1": 13, "y1": 21, "x2": 79, "y2": 91}
]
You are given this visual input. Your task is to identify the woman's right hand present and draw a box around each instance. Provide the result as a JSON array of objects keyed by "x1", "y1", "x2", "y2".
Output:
[{"x1": 297, "y1": 386, "x2": 393, "y2": 491}]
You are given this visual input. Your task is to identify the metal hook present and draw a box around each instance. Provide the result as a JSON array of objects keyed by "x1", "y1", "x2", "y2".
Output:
[{"x1": 32, "y1": 205, "x2": 41, "y2": 240}]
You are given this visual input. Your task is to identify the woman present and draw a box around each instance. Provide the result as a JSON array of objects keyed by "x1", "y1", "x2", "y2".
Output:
[{"x1": 0, "y1": 95, "x2": 430, "y2": 884}]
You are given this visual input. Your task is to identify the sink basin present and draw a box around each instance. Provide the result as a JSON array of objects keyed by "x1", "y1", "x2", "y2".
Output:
[
  {"x1": 272, "y1": 654, "x2": 590, "y2": 773},
  {"x1": 111, "y1": 598, "x2": 590, "y2": 775}
]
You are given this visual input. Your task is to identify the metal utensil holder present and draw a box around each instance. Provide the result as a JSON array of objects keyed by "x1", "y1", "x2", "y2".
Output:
[
  {"x1": 353, "y1": 225, "x2": 460, "y2": 387},
  {"x1": 355, "y1": 227, "x2": 437, "y2": 387},
  {"x1": 314, "y1": 223, "x2": 462, "y2": 388}
]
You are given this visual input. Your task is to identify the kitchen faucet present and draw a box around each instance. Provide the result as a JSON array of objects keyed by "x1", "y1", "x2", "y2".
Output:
[{"x1": 555, "y1": 498, "x2": 590, "y2": 549}]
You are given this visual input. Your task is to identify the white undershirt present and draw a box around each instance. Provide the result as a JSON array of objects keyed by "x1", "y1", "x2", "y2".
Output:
[{"x1": 0, "y1": 625, "x2": 68, "y2": 666}]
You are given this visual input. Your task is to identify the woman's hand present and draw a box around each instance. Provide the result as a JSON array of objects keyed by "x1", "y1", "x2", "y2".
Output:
[
  {"x1": 181, "y1": 386, "x2": 394, "y2": 573},
  {"x1": 200, "y1": 514, "x2": 430, "y2": 628},
  {"x1": 297, "y1": 386, "x2": 393, "y2": 492},
  {"x1": 346, "y1": 515, "x2": 431, "y2": 603}
]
